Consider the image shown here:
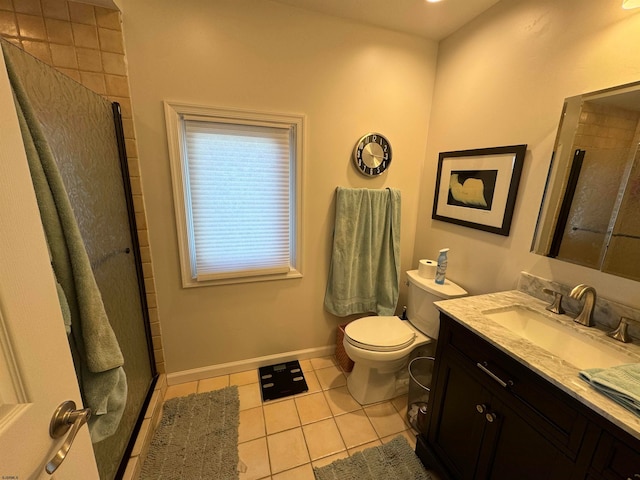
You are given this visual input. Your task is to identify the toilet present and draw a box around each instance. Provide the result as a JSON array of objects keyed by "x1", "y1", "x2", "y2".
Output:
[{"x1": 342, "y1": 269, "x2": 467, "y2": 405}]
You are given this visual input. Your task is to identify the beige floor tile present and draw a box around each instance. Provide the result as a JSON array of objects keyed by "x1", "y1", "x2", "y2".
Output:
[
  {"x1": 295, "y1": 392, "x2": 332, "y2": 425},
  {"x1": 365, "y1": 401, "x2": 408, "y2": 438},
  {"x1": 381, "y1": 429, "x2": 417, "y2": 450},
  {"x1": 391, "y1": 393, "x2": 408, "y2": 414},
  {"x1": 302, "y1": 418, "x2": 346, "y2": 460},
  {"x1": 239, "y1": 437, "x2": 271, "y2": 480},
  {"x1": 271, "y1": 463, "x2": 315, "y2": 480},
  {"x1": 232, "y1": 369, "x2": 259, "y2": 386},
  {"x1": 197, "y1": 375, "x2": 229, "y2": 393},
  {"x1": 163, "y1": 381, "x2": 197, "y2": 401},
  {"x1": 239, "y1": 383, "x2": 263, "y2": 411},
  {"x1": 347, "y1": 439, "x2": 381, "y2": 455},
  {"x1": 311, "y1": 450, "x2": 349, "y2": 468},
  {"x1": 298, "y1": 359, "x2": 313, "y2": 372},
  {"x1": 239, "y1": 406, "x2": 266, "y2": 443},
  {"x1": 323, "y1": 386, "x2": 361, "y2": 415},
  {"x1": 334, "y1": 410, "x2": 378, "y2": 448},
  {"x1": 267, "y1": 428, "x2": 310, "y2": 473},
  {"x1": 315, "y1": 365, "x2": 347, "y2": 390},
  {"x1": 302, "y1": 371, "x2": 322, "y2": 394},
  {"x1": 310, "y1": 356, "x2": 337, "y2": 370},
  {"x1": 263, "y1": 399, "x2": 300, "y2": 434}
]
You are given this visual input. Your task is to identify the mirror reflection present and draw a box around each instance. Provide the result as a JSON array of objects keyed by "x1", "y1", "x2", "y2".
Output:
[{"x1": 532, "y1": 81, "x2": 640, "y2": 282}]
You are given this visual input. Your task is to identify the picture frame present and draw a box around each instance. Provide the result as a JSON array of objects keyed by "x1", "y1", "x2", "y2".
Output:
[{"x1": 432, "y1": 144, "x2": 527, "y2": 236}]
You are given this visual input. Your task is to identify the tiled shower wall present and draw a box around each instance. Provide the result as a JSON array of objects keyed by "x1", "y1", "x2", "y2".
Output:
[{"x1": 0, "y1": 0, "x2": 165, "y2": 374}]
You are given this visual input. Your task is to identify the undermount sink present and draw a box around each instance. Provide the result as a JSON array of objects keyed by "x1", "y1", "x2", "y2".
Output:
[{"x1": 482, "y1": 305, "x2": 633, "y2": 370}]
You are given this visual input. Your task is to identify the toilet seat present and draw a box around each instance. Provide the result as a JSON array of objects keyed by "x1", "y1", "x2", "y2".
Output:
[{"x1": 344, "y1": 316, "x2": 416, "y2": 352}]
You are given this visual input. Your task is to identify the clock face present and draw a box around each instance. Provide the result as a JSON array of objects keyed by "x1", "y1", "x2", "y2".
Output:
[{"x1": 353, "y1": 133, "x2": 392, "y2": 176}]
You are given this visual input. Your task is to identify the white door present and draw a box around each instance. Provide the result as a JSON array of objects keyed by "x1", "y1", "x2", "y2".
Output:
[{"x1": 0, "y1": 53, "x2": 99, "y2": 479}]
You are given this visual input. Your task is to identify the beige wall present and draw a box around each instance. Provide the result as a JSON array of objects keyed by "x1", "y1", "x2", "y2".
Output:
[
  {"x1": 121, "y1": 0, "x2": 438, "y2": 373},
  {"x1": 415, "y1": 0, "x2": 640, "y2": 307}
]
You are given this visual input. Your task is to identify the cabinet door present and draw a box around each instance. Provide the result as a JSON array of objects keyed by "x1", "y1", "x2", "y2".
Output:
[
  {"x1": 478, "y1": 397, "x2": 575, "y2": 480},
  {"x1": 428, "y1": 350, "x2": 490, "y2": 480}
]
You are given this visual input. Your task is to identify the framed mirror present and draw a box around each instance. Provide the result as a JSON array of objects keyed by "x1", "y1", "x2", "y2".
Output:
[{"x1": 532, "y1": 81, "x2": 640, "y2": 282}]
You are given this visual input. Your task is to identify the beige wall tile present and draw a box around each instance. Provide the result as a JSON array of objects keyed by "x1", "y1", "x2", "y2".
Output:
[
  {"x1": 68, "y1": 1, "x2": 95, "y2": 25},
  {"x1": 0, "y1": 10, "x2": 18, "y2": 36},
  {"x1": 105, "y1": 73, "x2": 129, "y2": 96},
  {"x1": 142, "y1": 260, "x2": 154, "y2": 278},
  {"x1": 17, "y1": 13, "x2": 46, "y2": 39},
  {"x1": 144, "y1": 276, "x2": 156, "y2": 294},
  {"x1": 21, "y1": 40, "x2": 51, "y2": 64},
  {"x1": 42, "y1": 0, "x2": 69, "y2": 20},
  {"x1": 80, "y1": 71, "x2": 106, "y2": 94},
  {"x1": 14, "y1": 0, "x2": 42, "y2": 15},
  {"x1": 50, "y1": 43, "x2": 77, "y2": 68},
  {"x1": 0, "y1": 0, "x2": 13, "y2": 11},
  {"x1": 122, "y1": 117, "x2": 135, "y2": 138},
  {"x1": 54, "y1": 66, "x2": 80, "y2": 82},
  {"x1": 102, "y1": 51, "x2": 125, "y2": 75},
  {"x1": 146, "y1": 292, "x2": 157, "y2": 308},
  {"x1": 151, "y1": 334, "x2": 162, "y2": 350},
  {"x1": 95, "y1": 6, "x2": 120, "y2": 30},
  {"x1": 71, "y1": 22, "x2": 98, "y2": 48},
  {"x1": 124, "y1": 137, "x2": 137, "y2": 156},
  {"x1": 110, "y1": 95, "x2": 131, "y2": 117},
  {"x1": 76, "y1": 46, "x2": 101, "y2": 71},
  {"x1": 135, "y1": 211, "x2": 147, "y2": 229},
  {"x1": 45, "y1": 18, "x2": 72, "y2": 44},
  {"x1": 98, "y1": 26, "x2": 123, "y2": 53}
]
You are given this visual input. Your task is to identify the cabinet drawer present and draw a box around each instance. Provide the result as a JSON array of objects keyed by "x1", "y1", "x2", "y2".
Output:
[
  {"x1": 591, "y1": 431, "x2": 640, "y2": 479},
  {"x1": 442, "y1": 314, "x2": 588, "y2": 458}
]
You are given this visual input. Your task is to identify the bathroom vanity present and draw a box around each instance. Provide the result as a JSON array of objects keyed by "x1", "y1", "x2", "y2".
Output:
[{"x1": 416, "y1": 290, "x2": 640, "y2": 480}]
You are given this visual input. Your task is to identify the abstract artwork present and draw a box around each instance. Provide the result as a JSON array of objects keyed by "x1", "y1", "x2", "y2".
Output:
[{"x1": 432, "y1": 145, "x2": 527, "y2": 236}]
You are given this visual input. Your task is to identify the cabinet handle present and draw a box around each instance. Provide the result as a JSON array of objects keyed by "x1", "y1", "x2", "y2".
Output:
[
  {"x1": 476, "y1": 404, "x2": 486, "y2": 414},
  {"x1": 476, "y1": 362, "x2": 514, "y2": 388},
  {"x1": 486, "y1": 412, "x2": 497, "y2": 423}
]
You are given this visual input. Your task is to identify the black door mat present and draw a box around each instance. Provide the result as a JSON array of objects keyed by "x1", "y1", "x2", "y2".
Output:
[{"x1": 259, "y1": 360, "x2": 308, "y2": 402}]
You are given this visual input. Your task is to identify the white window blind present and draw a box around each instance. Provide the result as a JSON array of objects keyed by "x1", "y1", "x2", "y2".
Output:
[{"x1": 182, "y1": 119, "x2": 294, "y2": 281}]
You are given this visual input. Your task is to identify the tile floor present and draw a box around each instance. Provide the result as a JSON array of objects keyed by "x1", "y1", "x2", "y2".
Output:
[{"x1": 163, "y1": 356, "x2": 423, "y2": 480}]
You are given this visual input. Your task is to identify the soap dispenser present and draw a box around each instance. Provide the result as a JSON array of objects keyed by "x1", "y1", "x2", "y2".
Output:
[{"x1": 435, "y1": 248, "x2": 449, "y2": 285}]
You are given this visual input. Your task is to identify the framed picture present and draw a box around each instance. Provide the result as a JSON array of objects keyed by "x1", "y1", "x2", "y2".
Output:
[{"x1": 432, "y1": 144, "x2": 527, "y2": 236}]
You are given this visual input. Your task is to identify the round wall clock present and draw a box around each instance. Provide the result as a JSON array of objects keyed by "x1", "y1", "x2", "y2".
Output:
[{"x1": 353, "y1": 132, "x2": 392, "y2": 176}]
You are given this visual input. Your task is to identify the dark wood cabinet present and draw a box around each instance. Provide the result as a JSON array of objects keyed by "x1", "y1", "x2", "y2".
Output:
[{"x1": 417, "y1": 313, "x2": 640, "y2": 480}]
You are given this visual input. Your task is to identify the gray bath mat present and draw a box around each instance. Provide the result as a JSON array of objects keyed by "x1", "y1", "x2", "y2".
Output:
[
  {"x1": 313, "y1": 435, "x2": 433, "y2": 480},
  {"x1": 141, "y1": 385, "x2": 239, "y2": 480}
]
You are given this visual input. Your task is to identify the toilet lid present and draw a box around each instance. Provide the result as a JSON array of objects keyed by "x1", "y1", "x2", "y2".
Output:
[{"x1": 345, "y1": 316, "x2": 416, "y2": 352}]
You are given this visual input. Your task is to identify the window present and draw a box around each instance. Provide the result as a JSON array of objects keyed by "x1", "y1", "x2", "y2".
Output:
[{"x1": 164, "y1": 103, "x2": 304, "y2": 286}]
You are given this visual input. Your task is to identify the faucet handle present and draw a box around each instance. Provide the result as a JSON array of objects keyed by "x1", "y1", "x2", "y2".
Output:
[
  {"x1": 607, "y1": 316, "x2": 639, "y2": 343},
  {"x1": 542, "y1": 288, "x2": 565, "y2": 314}
]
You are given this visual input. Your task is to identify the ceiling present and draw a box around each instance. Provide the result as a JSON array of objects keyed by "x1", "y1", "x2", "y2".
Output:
[{"x1": 271, "y1": 0, "x2": 501, "y2": 41}]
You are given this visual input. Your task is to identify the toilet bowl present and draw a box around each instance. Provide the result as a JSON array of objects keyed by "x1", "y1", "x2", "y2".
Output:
[{"x1": 343, "y1": 270, "x2": 467, "y2": 405}]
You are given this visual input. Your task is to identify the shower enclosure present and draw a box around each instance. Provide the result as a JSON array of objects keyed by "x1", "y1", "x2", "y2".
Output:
[{"x1": 2, "y1": 41, "x2": 156, "y2": 479}]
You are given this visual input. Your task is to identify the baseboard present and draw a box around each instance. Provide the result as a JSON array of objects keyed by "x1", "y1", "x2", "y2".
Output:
[{"x1": 166, "y1": 344, "x2": 336, "y2": 385}]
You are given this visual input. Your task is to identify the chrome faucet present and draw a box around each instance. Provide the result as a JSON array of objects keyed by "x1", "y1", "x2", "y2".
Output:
[{"x1": 569, "y1": 284, "x2": 596, "y2": 327}]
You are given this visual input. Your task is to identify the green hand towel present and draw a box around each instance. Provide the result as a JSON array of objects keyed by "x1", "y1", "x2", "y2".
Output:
[
  {"x1": 324, "y1": 187, "x2": 401, "y2": 317},
  {"x1": 579, "y1": 363, "x2": 640, "y2": 416}
]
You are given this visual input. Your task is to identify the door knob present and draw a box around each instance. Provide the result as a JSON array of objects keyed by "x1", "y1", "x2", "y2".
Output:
[{"x1": 45, "y1": 400, "x2": 91, "y2": 474}]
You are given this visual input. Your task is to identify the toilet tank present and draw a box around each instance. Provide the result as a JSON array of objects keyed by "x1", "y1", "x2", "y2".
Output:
[{"x1": 406, "y1": 270, "x2": 467, "y2": 339}]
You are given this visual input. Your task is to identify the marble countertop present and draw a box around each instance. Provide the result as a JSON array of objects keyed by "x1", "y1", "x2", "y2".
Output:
[{"x1": 435, "y1": 290, "x2": 640, "y2": 440}]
